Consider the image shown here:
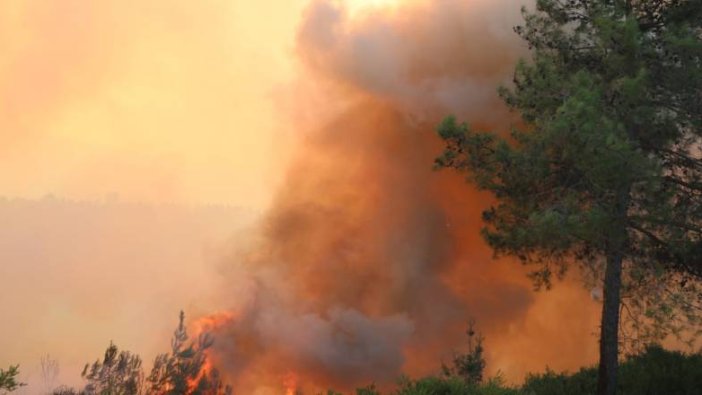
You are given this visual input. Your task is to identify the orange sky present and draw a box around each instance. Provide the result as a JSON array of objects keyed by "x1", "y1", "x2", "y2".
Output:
[{"x1": 0, "y1": 0, "x2": 319, "y2": 208}]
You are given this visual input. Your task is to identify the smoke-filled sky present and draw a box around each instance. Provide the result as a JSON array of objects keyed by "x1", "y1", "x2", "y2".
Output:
[
  {"x1": 0, "y1": 0, "x2": 314, "y2": 207},
  {"x1": 1, "y1": 1, "x2": 604, "y2": 394}
]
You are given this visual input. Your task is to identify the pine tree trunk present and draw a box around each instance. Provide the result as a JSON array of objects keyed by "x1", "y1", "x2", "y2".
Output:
[
  {"x1": 597, "y1": 249, "x2": 623, "y2": 395},
  {"x1": 597, "y1": 188, "x2": 629, "y2": 395}
]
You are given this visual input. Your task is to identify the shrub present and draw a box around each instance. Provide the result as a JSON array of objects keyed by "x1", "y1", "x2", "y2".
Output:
[{"x1": 521, "y1": 345, "x2": 702, "y2": 395}]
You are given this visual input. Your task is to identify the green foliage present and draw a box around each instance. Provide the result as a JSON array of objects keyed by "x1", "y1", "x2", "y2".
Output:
[
  {"x1": 437, "y1": 0, "x2": 702, "y2": 354},
  {"x1": 442, "y1": 321, "x2": 486, "y2": 385},
  {"x1": 522, "y1": 345, "x2": 702, "y2": 395},
  {"x1": 0, "y1": 365, "x2": 25, "y2": 393},
  {"x1": 80, "y1": 342, "x2": 144, "y2": 395},
  {"x1": 438, "y1": 1, "x2": 702, "y2": 393},
  {"x1": 319, "y1": 347, "x2": 700, "y2": 395},
  {"x1": 521, "y1": 368, "x2": 597, "y2": 395},
  {"x1": 394, "y1": 376, "x2": 518, "y2": 395},
  {"x1": 356, "y1": 384, "x2": 381, "y2": 395},
  {"x1": 618, "y1": 345, "x2": 702, "y2": 394}
]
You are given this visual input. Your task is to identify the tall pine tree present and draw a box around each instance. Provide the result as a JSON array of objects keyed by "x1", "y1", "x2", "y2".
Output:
[{"x1": 436, "y1": 1, "x2": 702, "y2": 394}]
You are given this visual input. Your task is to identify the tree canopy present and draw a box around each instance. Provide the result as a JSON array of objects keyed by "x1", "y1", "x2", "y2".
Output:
[{"x1": 436, "y1": 1, "x2": 702, "y2": 394}]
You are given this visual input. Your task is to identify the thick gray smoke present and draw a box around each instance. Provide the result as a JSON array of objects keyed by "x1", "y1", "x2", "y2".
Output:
[{"x1": 198, "y1": 1, "x2": 601, "y2": 393}]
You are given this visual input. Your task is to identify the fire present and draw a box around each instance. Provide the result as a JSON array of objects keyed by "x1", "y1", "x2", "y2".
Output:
[
  {"x1": 190, "y1": 0, "x2": 601, "y2": 392},
  {"x1": 283, "y1": 372, "x2": 299, "y2": 395},
  {"x1": 186, "y1": 358, "x2": 213, "y2": 391},
  {"x1": 192, "y1": 311, "x2": 237, "y2": 335},
  {"x1": 184, "y1": 311, "x2": 237, "y2": 393}
]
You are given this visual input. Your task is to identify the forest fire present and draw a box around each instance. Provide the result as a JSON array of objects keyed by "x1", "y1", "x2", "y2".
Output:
[
  {"x1": 190, "y1": 0, "x2": 601, "y2": 393},
  {"x1": 2, "y1": 0, "x2": 700, "y2": 394}
]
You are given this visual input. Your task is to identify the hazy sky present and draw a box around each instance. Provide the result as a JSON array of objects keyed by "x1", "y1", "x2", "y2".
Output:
[
  {"x1": 0, "y1": 0, "x2": 324, "y2": 208},
  {"x1": 0, "y1": 1, "x2": 428, "y2": 390},
  {"x1": 0, "y1": 0, "x2": 309, "y2": 389}
]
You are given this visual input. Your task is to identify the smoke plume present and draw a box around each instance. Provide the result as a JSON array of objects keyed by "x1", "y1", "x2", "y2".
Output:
[{"x1": 199, "y1": 1, "x2": 601, "y2": 393}]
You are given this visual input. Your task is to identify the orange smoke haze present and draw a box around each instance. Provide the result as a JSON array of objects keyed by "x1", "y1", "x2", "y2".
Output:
[
  {"x1": 197, "y1": 0, "x2": 601, "y2": 393},
  {"x1": 0, "y1": 0, "x2": 604, "y2": 393},
  {"x1": 0, "y1": 0, "x2": 307, "y2": 207}
]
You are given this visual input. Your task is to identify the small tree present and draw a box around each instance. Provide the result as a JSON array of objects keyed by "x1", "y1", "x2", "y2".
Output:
[
  {"x1": 355, "y1": 384, "x2": 380, "y2": 395},
  {"x1": 442, "y1": 320, "x2": 486, "y2": 385},
  {"x1": 81, "y1": 342, "x2": 144, "y2": 395},
  {"x1": 147, "y1": 311, "x2": 231, "y2": 395},
  {"x1": 0, "y1": 365, "x2": 25, "y2": 393}
]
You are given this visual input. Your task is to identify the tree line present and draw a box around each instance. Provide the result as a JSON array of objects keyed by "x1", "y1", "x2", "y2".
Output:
[{"x1": 0, "y1": 312, "x2": 232, "y2": 395}]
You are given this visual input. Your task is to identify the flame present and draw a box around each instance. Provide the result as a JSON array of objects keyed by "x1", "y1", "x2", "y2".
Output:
[
  {"x1": 187, "y1": 358, "x2": 214, "y2": 391},
  {"x1": 192, "y1": 310, "x2": 237, "y2": 335},
  {"x1": 184, "y1": 311, "x2": 237, "y2": 392},
  {"x1": 283, "y1": 372, "x2": 299, "y2": 395},
  {"x1": 190, "y1": 0, "x2": 602, "y2": 392}
]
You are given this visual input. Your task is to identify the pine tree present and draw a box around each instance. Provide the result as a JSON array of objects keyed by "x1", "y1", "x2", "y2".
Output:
[
  {"x1": 147, "y1": 311, "x2": 231, "y2": 395},
  {"x1": 436, "y1": 1, "x2": 702, "y2": 394},
  {"x1": 0, "y1": 365, "x2": 25, "y2": 393},
  {"x1": 81, "y1": 343, "x2": 144, "y2": 395},
  {"x1": 442, "y1": 320, "x2": 486, "y2": 385}
]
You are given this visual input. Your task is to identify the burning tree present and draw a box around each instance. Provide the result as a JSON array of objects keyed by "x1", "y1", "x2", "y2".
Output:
[
  {"x1": 436, "y1": 1, "x2": 702, "y2": 394},
  {"x1": 147, "y1": 311, "x2": 231, "y2": 395}
]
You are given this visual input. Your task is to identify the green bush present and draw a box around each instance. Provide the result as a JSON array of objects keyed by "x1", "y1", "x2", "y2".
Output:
[
  {"x1": 521, "y1": 368, "x2": 596, "y2": 395},
  {"x1": 394, "y1": 376, "x2": 518, "y2": 395},
  {"x1": 522, "y1": 346, "x2": 702, "y2": 395},
  {"x1": 374, "y1": 346, "x2": 702, "y2": 395},
  {"x1": 618, "y1": 346, "x2": 702, "y2": 395}
]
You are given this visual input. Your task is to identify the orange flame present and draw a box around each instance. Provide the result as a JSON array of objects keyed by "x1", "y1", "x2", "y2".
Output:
[
  {"x1": 283, "y1": 372, "x2": 298, "y2": 395},
  {"x1": 186, "y1": 358, "x2": 213, "y2": 391},
  {"x1": 184, "y1": 311, "x2": 237, "y2": 392},
  {"x1": 192, "y1": 310, "x2": 237, "y2": 335}
]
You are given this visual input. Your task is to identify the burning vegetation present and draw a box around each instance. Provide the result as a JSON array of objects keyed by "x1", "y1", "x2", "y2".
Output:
[{"x1": 3, "y1": 0, "x2": 702, "y2": 394}]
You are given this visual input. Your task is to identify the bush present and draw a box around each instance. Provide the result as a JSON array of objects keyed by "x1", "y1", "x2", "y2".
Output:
[
  {"x1": 521, "y1": 345, "x2": 702, "y2": 395},
  {"x1": 521, "y1": 368, "x2": 596, "y2": 395},
  {"x1": 394, "y1": 376, "x2": 518, "y2": 395},
  {"x1": 618, "y1": 346, "x2": 702, "y2": 395}
]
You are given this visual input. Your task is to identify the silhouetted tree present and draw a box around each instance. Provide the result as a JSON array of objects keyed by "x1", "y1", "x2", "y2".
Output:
[
  {"x1": 81, "y1": 342, "x2": 144, "y2": 395},
  {"x1": 442, "y1": 320, "x2": 486, "y2": 385},
  {"x1": 41, "y1": 354, "x2": 60, "y2": 394}
]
